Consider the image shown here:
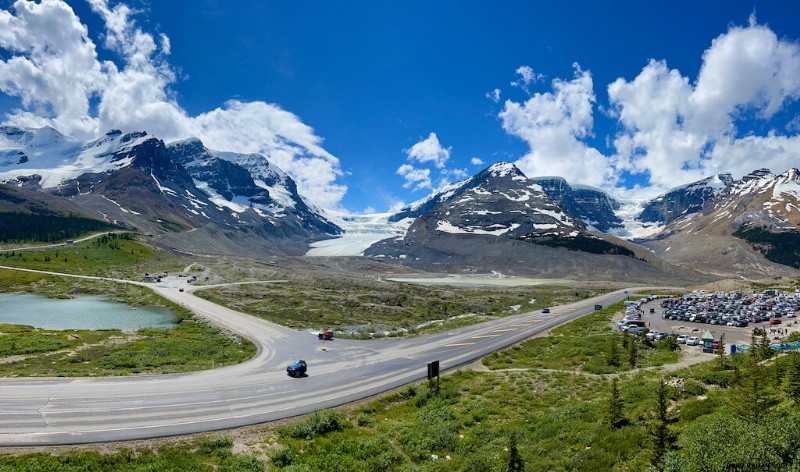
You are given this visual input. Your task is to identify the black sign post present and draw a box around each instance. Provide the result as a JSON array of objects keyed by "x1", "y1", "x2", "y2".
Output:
[{"x1": 427, "y1": 360, "x2": 440, "y2": 394}]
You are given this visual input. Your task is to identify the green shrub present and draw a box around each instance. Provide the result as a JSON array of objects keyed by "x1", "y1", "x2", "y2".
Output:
[
  {"x1": 679, "y1": 397, "x2": 720, "y2": 421},
  {"x1": 698, "y1": 370, "x2": 732, "y2": 387},
  {"x1": 271, "y1": 446, "x2": 297, "y2": 467},
  {"x1": 288, "y1": 409, "x2": 346, "y2": 439}
]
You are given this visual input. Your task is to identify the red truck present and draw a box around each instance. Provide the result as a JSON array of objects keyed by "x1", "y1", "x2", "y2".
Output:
[{"x1": 318, "y1": 329, "x2": 334, "y2": 340}]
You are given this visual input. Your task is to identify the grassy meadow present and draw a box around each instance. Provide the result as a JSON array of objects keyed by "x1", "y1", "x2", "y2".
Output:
[
  {"x1": 0, "y1": 232, "x2": 184, "y2": 278},
  {"x1": 195, "y1": 276, "x2": 611, "y2": 336}
]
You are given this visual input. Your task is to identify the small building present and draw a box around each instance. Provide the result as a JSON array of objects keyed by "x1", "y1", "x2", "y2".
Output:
[{"x1": 702, "y1": 330, "x2": 715, "y2": 353}]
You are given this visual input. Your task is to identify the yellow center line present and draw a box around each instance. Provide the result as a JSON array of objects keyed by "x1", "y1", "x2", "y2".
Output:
[
  {"x1": 445, "y1": 342, "x2": 476, "y2": 347},
  {"x1": 492, "y1": 328, "x2": 517, "y2": 332},
  {"x1": 471, "y1": 334, "x2": 502, "y2": 339}
]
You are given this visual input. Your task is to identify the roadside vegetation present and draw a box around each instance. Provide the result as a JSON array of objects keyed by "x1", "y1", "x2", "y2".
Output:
[
  {"x1": 0, "y1": 434, "x2": 262, "y2": 472},
  {"x1": 195, "y1": 276, "x2": 610, "y2": 336},
  {"x1": 483, "y1": 300, "x2": 681, "y2": 373},
  {"x1": 5, "y1": 297, "x2": 800, "y2": 469},
  {"x1": 0, "y1": 232, "x2": 184, "y2": 278}
]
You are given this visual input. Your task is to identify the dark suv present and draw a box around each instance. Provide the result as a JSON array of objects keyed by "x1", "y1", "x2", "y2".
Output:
[{"x1": 287, "y1": 360, "x2": 307, "y2": 377}]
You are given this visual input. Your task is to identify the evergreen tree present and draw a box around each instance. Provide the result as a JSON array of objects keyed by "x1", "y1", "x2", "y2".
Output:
[
  {"x1": 750, "y1": 329, "x2": 760, "y2": 363},
  {"x1": 759, "y1": 330, "x2": 774, "y2": 360},
  {"x1": 716, "y1": 338, "x2": 726, "y2": 370},
  {"x1": 627, "y1": 337, "x2": 638, "y2": 368},
  {"x1": 783, "y1": 353, "x2": 800, "y2": 404},
  {"x1": 606, "y1": 336, "x2": 620, "y2": 367},
  {"x1": 650, "y1": 379, "x2": 676, "y2": 470},
  {"x1": 505, "y1": 431, "x2": 525, "y2": 472},
  {"x1": 606, "y1": 378, "x2": 625, "y2": 430},
  {"x1": 732, "y1": 361, "x2": 775, "y2": 423}
]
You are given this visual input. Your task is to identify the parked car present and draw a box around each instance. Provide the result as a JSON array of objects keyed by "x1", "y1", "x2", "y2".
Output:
[
  {"x1": 676, "y1": 335, "x2": 688, "y2": 344},
  {"x1": 686, "y1": 336, "x2": 701, "y2": 346},
  {"x1": 626, "y1": 326, "x2": 645, "y2": 335},
  {"x1": 287, "y1": 360, "x2": 307, "y2": 377},
  {"x1": 712, "y1": 340, "x2": 721, "y2": 349}
]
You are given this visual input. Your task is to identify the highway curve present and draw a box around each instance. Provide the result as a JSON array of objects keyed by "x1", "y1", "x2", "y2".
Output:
[{"x1": 0, "y1": 267, "x2": 643, "y2": 446}]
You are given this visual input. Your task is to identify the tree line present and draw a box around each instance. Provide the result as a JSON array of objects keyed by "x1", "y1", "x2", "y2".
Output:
[{"x1": 0, "y1": 212, "x2": 115, "y2": 243}]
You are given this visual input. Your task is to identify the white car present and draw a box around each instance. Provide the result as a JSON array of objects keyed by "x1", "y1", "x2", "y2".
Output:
[
  {"x1": 676, "y1": 335, "x2": 688, "y2": 344},
  {"x1": 686, "y1": 336, "x2": 701, "y2": 346}
]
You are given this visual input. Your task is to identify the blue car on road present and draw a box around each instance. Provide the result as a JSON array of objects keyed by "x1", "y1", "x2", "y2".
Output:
[{"x1": 287, "y1": 360, "x2": 307, "y2": 377}]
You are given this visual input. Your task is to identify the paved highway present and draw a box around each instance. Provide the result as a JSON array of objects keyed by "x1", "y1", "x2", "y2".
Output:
[{"x1": 0, "y1": 266, "x2": 642, "y2": 446}]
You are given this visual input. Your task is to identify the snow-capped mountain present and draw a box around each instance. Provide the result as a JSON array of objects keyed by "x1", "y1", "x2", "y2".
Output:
[
  {"x1": 167, "y1": 138, "x2": 339, "y2": 236},
  {"x1": 0, "y1": 126, "x2": 152, "y2": 189},
  {"x1": 638, "y1": 168, "x2": 800, "y2": 278},
  {"x1": 364, "y1": 162, "x2": 702, "y2": 282},
  {"x1": 404, "y1": 162, "x2": 582, "y2": 239},
  {"x1": 637, "y1": 173, "x2": 734, "y2": 226},
  {"x1": 0, "y1": 126, "x2": 339, "y2": 256}
]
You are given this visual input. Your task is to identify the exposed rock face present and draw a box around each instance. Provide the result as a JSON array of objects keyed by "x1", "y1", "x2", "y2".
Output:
[
  {"x1": 533, "y1": 176, "x2": 623, "y2": 232},
  {"x1": 166, "y1": 138, "x2": 340, "y2": 236},
  {"x1": 637, "y1": 173, "x2": 734, "y2": 225}
]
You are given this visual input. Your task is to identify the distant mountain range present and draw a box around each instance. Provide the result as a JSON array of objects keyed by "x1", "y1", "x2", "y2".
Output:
[
  {"x1": 0, "y1": 125, "x2": 339, "y2": 256},
  {"x1": 1, "y1": 125, "x2": 798, "y2": 280}
]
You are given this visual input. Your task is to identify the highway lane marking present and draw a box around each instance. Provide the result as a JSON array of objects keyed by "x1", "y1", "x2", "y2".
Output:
[
  {"x1": 444, "y1": 342, "x2": 476, "y2": 347},
  {"x1": 471, "y1": 334, "x2": 502, "y2": 339},
  {"x1": 492, "y1": 329, "x2": 518, "y2": 332}
]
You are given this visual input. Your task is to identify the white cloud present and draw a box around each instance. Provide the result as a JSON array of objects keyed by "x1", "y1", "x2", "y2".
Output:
[
  {"x1": 0, "y1": 0, "x2": 110, "y2": 137},
  {"x1": 500, "y1": 18, "x2": 800, "y2": 198},
  {"x1": 405, "y1": 132, "x2": 451, "y2": 168},
  {"x1": 396, "y1": 163, "x2": 431, "y2": 191},
  {"x1": 500, "y1": 63, "x2": 612, "y2": 188},
  {"x1": 485, "y1": 88, "x2": 501, "y2": 103},
  {"x1": 510, "y1": 65, "x2": 544, "y2": 94},
  {"x1": 470, "y1": 157, "x2": 484, "y2": 166},
  {"x1": 608, "y1": 17, "x2": 800, "y2": 194},
  {"x1": 0, "y1": 0, "x2": 346, "y2": 209}
]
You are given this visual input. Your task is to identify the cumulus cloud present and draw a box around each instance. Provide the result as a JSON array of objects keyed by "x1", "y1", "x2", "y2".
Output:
[
  {"x1": 0, "y1": 0, "x2": 345, "y2": 209},
  {"x1": 398, "y1": 132, "x2": 469, "y2": 192},
  {"x1": 405, "y1": 132, "x2": 451, "y2": 168},
  {"x1": 500, "y1": 18, "x2": 800, "y2": 198},
  {"x1": 500, "y1": 63, "x2": 612, "y2": 188},
  {"x1": 396, "y1": 163, "x2": 432, "y2": 191},
  {"x1": 608, "y1": 16, "x2": 800, "y2": 193},
  {"x1": 470, "y1": 157, "x2": 484, "y2": 166}
]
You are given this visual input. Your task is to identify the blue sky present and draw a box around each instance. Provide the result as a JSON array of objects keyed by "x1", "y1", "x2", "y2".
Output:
[{"x1": 1, "y1": 1, "x2": 800, "y2": 212}]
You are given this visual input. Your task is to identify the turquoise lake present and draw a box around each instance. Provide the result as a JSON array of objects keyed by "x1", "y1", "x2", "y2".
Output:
[{"x1": 0, "y1": 293, "x2": 175, "y2": 330}]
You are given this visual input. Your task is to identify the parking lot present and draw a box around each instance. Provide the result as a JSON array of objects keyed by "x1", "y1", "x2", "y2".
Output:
[{"x1": 616, "y1": 290, "x2": 800, "y2": 349}]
